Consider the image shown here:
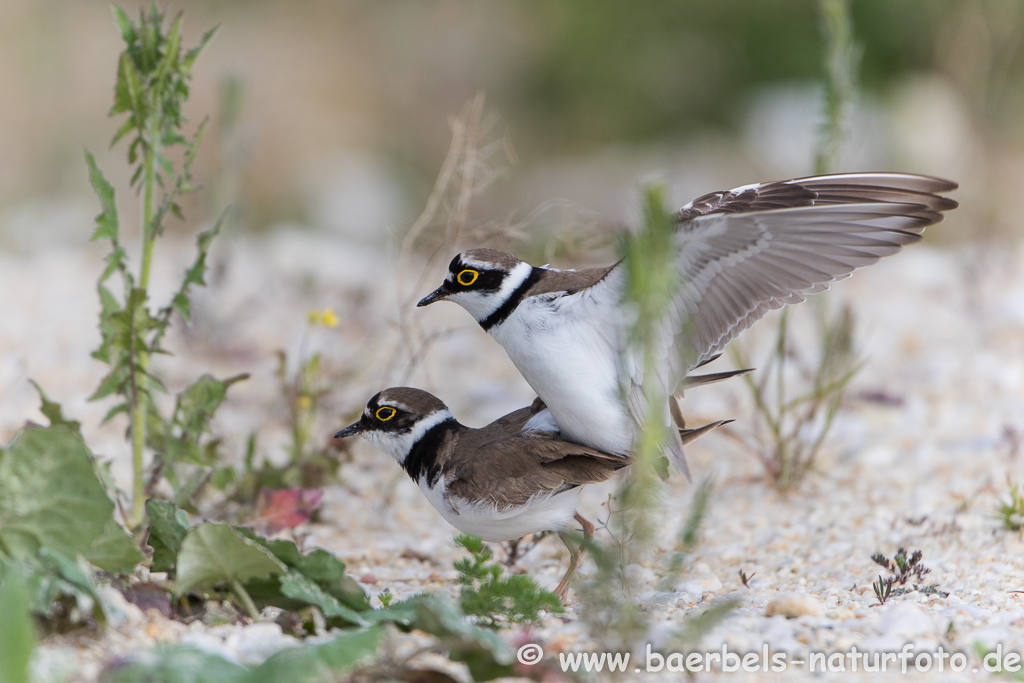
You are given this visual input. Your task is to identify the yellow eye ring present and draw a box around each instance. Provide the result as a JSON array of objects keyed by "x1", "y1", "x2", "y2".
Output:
[
  {"x1": 456, "y1": 269, "x2": 479, "y2": 286},
  {"x1": 375, "y1": 406, "x2": 397, "y2": 421}
]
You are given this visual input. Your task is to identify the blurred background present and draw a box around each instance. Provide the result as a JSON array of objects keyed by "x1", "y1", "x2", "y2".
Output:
[
  {"x1": 2, "y1": 0, "x2": 1024, "y2": 461},
  {"x1": 2, "y1": 0, "x2": 1023, "y2": 252}
]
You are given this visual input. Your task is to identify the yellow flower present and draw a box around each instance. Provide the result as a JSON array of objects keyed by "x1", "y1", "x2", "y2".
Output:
[
  {"x1": 297, "y1": 395, "x2": 313, "y2": 410},
  {"x1": 307, "y1": 307, "x2": 340, "y2": 328},
  {"x1": 321, "y1": 308, "x2": 339, "y2": 328}
]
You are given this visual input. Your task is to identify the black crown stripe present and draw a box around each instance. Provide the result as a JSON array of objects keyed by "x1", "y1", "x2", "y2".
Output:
[{"x1": 479, "y1": 267, "x2": 542, "y2": 331}]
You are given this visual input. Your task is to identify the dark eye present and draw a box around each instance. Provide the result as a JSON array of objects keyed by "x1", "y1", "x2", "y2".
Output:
[
  {"x1": 456, "y1": 269, "x2": 479, "y2": 286},
  {"x1": 375, "y1": 406, "x2": 397, "y2": 421}
]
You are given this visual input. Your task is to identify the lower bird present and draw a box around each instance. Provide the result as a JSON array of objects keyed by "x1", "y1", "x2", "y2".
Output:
[{"x1": 334, "y1": 387, "x2": 727, "y2": 599}]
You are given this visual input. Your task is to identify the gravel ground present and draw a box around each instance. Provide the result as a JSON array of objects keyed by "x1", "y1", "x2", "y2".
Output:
[{"x1": 2, "y1": 220, "x2": 1023, "y2": 682}]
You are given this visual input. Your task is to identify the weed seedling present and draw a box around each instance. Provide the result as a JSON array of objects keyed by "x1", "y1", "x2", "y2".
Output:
[
  {"x1": 739, "y1": 570, "x2": 756, "y2": 588},
  {"x1": 870, "y1": 548, "x2": 947, "y2": 604},
  {"x1": 453, "y1": 534, "x2": 563, "y2": 628},
  {"x1": 873, "y1": 575, "x2": 893, "y2": 606},
  {"x1": 995, "y1": 479, "x2": 1024, "y2": 532}
]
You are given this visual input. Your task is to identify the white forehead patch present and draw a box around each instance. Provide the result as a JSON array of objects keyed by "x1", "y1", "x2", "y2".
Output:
[{"x1": 459, "y1": 256, "x2": 501, "y2": 270}]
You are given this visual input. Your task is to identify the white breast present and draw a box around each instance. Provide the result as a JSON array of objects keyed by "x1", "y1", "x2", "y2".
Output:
[
  {"x1": 490, "y1": 292, "x2": 635, "y2": 456},
  {"x1": 418, "y1": 477, "x2": 581, "y2": 542}
]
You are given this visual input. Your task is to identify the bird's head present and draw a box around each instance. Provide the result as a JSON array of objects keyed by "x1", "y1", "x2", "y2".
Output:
[
  {"x1": 334, "y1": 387, "x2": 454, "y2": 464},
  {"x1": 416, "y1": 249, "x2": 533, "y2": 324}
]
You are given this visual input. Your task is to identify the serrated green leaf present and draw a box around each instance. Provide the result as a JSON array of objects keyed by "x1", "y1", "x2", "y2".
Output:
[
  {"x1": 111, "y1": 6, "x2": 135, "y2": 45},
  {"x1": 0, "y1": 562, "x2": 35, "y2": 683},
  {"x1": 182, "y1": 25, "x2": 219, "y2": 72},
  {"x1": 157, "y1": 14, "x2": 182, "y2": 79},
  {"x1": 145, "y1": 499, "x2": 190, "y2": 574},
  {"x1": 177, "y1": 374, "x2": 246, "y2": 443},
  {"x1": 90, "y1": 365, "x2": 129, "y2": 402},
  {"x1": 100, "y1": 403, "x2": 129, "y2": 425},
  {"x1": 86, "y1": 151, "x2": 119, "y2": 242},
  {"x1": 112, "y1": 52, "x2": 144, "y2": 120},
  {"x1": 0, "y1": 427, "x2": 113, "y2": 560},
  {"x1": 175, "y1": 523, "x2": 286, "y2": 596},
  {"x1": 85, "y1": 517, "x2": 144, "y2": 574},
  {"x1": 29, "y1": 380, "x2": 82, "y2": 432}
]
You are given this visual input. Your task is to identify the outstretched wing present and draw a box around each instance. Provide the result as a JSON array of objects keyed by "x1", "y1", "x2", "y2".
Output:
[
  {"x1": 669, "y1": 172, "x2": 957, "y2": 365},
  {"x1": 598, "y1": 172, "x2": 956, "y2": 471}
]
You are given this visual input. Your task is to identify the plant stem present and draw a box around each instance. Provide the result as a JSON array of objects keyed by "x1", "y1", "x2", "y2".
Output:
[
  {"x1": 128, "y1": 122, "x2": 160, "y2": 529},
  {"x1": 230, "y1": 578, "x2": 261, "y2": 621}
]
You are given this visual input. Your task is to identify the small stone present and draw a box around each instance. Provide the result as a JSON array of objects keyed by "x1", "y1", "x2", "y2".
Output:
[
  {"x1": 226, "y1": 622, "x2": 299, "y2": 667},
  {"x1": 765, "y1": 594, "x2": 823, "y2": 618},
  {"x1": 360, "y1": 573, "x2": 378, "y2": 584},
  {"x1": 878, "y1": 604, "x2": 936, "y2": 638}
]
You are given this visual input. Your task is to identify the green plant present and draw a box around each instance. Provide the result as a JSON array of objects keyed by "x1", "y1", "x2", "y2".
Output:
[
  {"x1": 659, "y1": 476, "x2": 713, "y2": 591},
  {"x1": 815, "y1": 0, "x2": 861, "y2": 175},
  {"x1": 0, "y1": 410, "x2": 143, "y2": 630},
  {"x1": 86, "y1": 4, "x2": 241, "y2": 527},
  {"x1": 227, "y1": 308, "x2": 341, "y2": 502},
  {"x1": 575, "y1": 186, "x2": 678, "y2": 651},
  {"x1": 729, "y1": 303, "x2": 861, "y2": 489},
  {"x1": 453, "y1": 534, "x2": 563, "y2": 628},
  {"x1": 870, "y1": 547, "x2": 947, "y2": 605},
  {"x1": 729, "y1": 0, "x2": 863, "y2": 491},
  {"x1": 0, "y1": 562, "x2": 36, "y2": 683},
  {"x1": 995, "y1": 479, "x2": 1024, "y2": 532}
]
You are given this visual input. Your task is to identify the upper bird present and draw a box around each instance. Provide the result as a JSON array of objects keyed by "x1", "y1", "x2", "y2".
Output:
[{"x1": 417, "y1": 172, "x2": 959, "y2": 475}]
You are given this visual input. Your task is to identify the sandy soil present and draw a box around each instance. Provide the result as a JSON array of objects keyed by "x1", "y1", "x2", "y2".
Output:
[{"x1": 2, "y1": 223, "x2": 1023, "y2": 681}]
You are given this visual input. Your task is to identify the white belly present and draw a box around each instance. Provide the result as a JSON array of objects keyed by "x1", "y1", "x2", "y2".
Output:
[
  {"x1": 420, "y1": 478, "x2": 581, "y2": 542},
  {"x1": 491, "y1": 298, "x2": 635, "y2": 456}
]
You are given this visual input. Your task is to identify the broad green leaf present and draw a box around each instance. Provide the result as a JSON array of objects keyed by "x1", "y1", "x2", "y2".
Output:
[
  {"x1": 145, "y1": 499, "x2": 190, "y2": 574},
  {"x1": 85, "y1": 517, "x2": 144, "y2": 574},
  {"x1": 237, "y1": 533, "x2": 368, "y2": 611},
  {"x1": 99, "y1": 647, "x2": 248, "y2": 683},
  {"x1": 0, "y1": 427, "x2": 112, "y2": 560},
  {"x1": 0, "y1": 562, "x2": 35, "y2": 683},
  {"x1": 98, "y1": 627, "x2": 380, "y2": 683},
  {"x1": 252, "y1": 626, "x2": 382, "y2": 682},
  {"x1": 175, "y1": 523, "x2": 286, "y2": 597},
  {"x1": 86, "y1": 151, "x2": 119, "y2": 242},
  {"x1": 277, "y1": 572, "x2": 366, "y2": 626}
]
